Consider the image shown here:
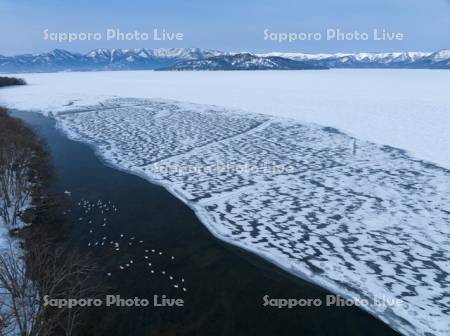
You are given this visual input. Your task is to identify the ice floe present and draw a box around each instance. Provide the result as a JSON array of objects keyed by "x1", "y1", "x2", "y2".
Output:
[{"x1": 42, "y1": 98, "x2": 450, "y2": 335}]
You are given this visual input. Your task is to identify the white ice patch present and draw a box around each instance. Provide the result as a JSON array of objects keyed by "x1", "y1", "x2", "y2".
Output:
[
  {"x1": 50, "y1": 98, "x2": 449, "y2": 336},
  {"x1": 0, "y1": 70, "x2": 449, "y2": 168}
]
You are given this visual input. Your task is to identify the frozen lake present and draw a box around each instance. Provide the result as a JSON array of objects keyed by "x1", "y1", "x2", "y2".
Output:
[
  {"x1": 1, "y1": 69, "x2": 449, "y2": 168},
  {"x1": 44, "y1": 97, "x2": 448, "y2": 336},
  {"x1": 11, "y1": 110, "x2": 401, "y2": 336},
  {"x1": 1, "y1": 70, "x2": 449, "y2": 336}
]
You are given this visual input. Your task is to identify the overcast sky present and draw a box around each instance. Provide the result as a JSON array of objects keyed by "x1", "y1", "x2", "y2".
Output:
[{"x1": 1, "y1": 0, "x2": 449, "y2": 55}]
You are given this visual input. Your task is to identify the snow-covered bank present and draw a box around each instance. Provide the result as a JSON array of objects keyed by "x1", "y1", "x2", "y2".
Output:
[
  {"x1": 41, "y1": 98, "x2": 449, "y2": 336},
  {"x1": 0, "y1": 109, "x2": 42, "y2": 336},
  {"x1": 0, "y1": 70, "x2": 449, "y2": 168}
]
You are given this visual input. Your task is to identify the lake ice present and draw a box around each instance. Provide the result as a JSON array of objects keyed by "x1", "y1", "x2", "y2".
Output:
[
  {"x1": 1, "y1": 70, "x2": 449, "y2": 336},
  {"x1": 1, "y1": 70, "x2": 449, "y2": 168}
]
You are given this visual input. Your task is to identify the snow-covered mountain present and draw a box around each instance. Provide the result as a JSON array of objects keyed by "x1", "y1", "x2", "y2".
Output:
[
  {"x1": 157, "y1": 53, "x2": 328, "y2": 71},
  {"x1": 259, "y1": 50, "x2": 450, "y2": 68},
  {"x1": 0, "y1": 48, "x2": 449, "y2": 73},
  {"x1": 0, "y1": 48, "x2": 223, "y2": 73},
  {"x1": 0, "y1": 49, "x2": 89, "y2": 73}
]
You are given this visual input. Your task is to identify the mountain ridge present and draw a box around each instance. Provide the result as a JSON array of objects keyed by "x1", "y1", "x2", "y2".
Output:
[
  {"x1": 156, "y1": 53, "x2": 328, "y2": 71},
  {"x1": 0, "y1": 48, "x2": 449, "y2": 73},
  {"x1": 258, "y1": 50, "x2": 450, "y2": 69}
]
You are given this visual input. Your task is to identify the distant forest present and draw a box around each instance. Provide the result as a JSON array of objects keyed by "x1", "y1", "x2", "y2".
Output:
[{"x1": 0, "y1": 76, "x2": 26, "y2": 87}]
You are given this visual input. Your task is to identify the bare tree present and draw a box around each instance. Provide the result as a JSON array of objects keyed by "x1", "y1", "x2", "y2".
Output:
[
  {"x1": 0, "y1": 109, "x2": 103, "y2": 336},
  {"x1": 0, "y1": 142, "x2": 33, "y2": 227},
  {"x1": 0, "y1": 108, "x2": 49, "y2": 228},
  {"x1": 0, "y1": 242, "x2": 42, "y2": 336},
  {"x1": 0, "y1": 239, "x2": 103, "y2": 336},
  {"x1": 28, "y1": 238, "x2": 103, "y2": 336},
  {"x1": 0, "y1": 296, "x2": 14, "y2": 335}
]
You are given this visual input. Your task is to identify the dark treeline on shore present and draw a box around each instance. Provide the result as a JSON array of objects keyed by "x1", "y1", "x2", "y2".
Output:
[
  {"x1": 0, "y1": 107, "x2": 50, "y2": 228},
  {"x1": 0, "y1": 108, "x2": 107, "y2": 336},
  {"x1": 0, "y1": 76, "x2": 26, "y2": 87}
]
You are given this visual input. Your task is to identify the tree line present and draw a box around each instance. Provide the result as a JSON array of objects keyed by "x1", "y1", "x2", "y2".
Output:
[
  {"x1": 0, "y1": 108, "x2": 105, "y2": 336},
  {"x1": 0, "y1": 108, "x2": 49, "y2": 228},
  {"x1": 0, "y1": 77, "x2": 26, "y2": 88}
]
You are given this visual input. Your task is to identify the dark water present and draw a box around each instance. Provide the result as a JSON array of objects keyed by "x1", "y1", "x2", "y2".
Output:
[{"x1": 12, "y1": 110, "x2": 400, "y2": 336}]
